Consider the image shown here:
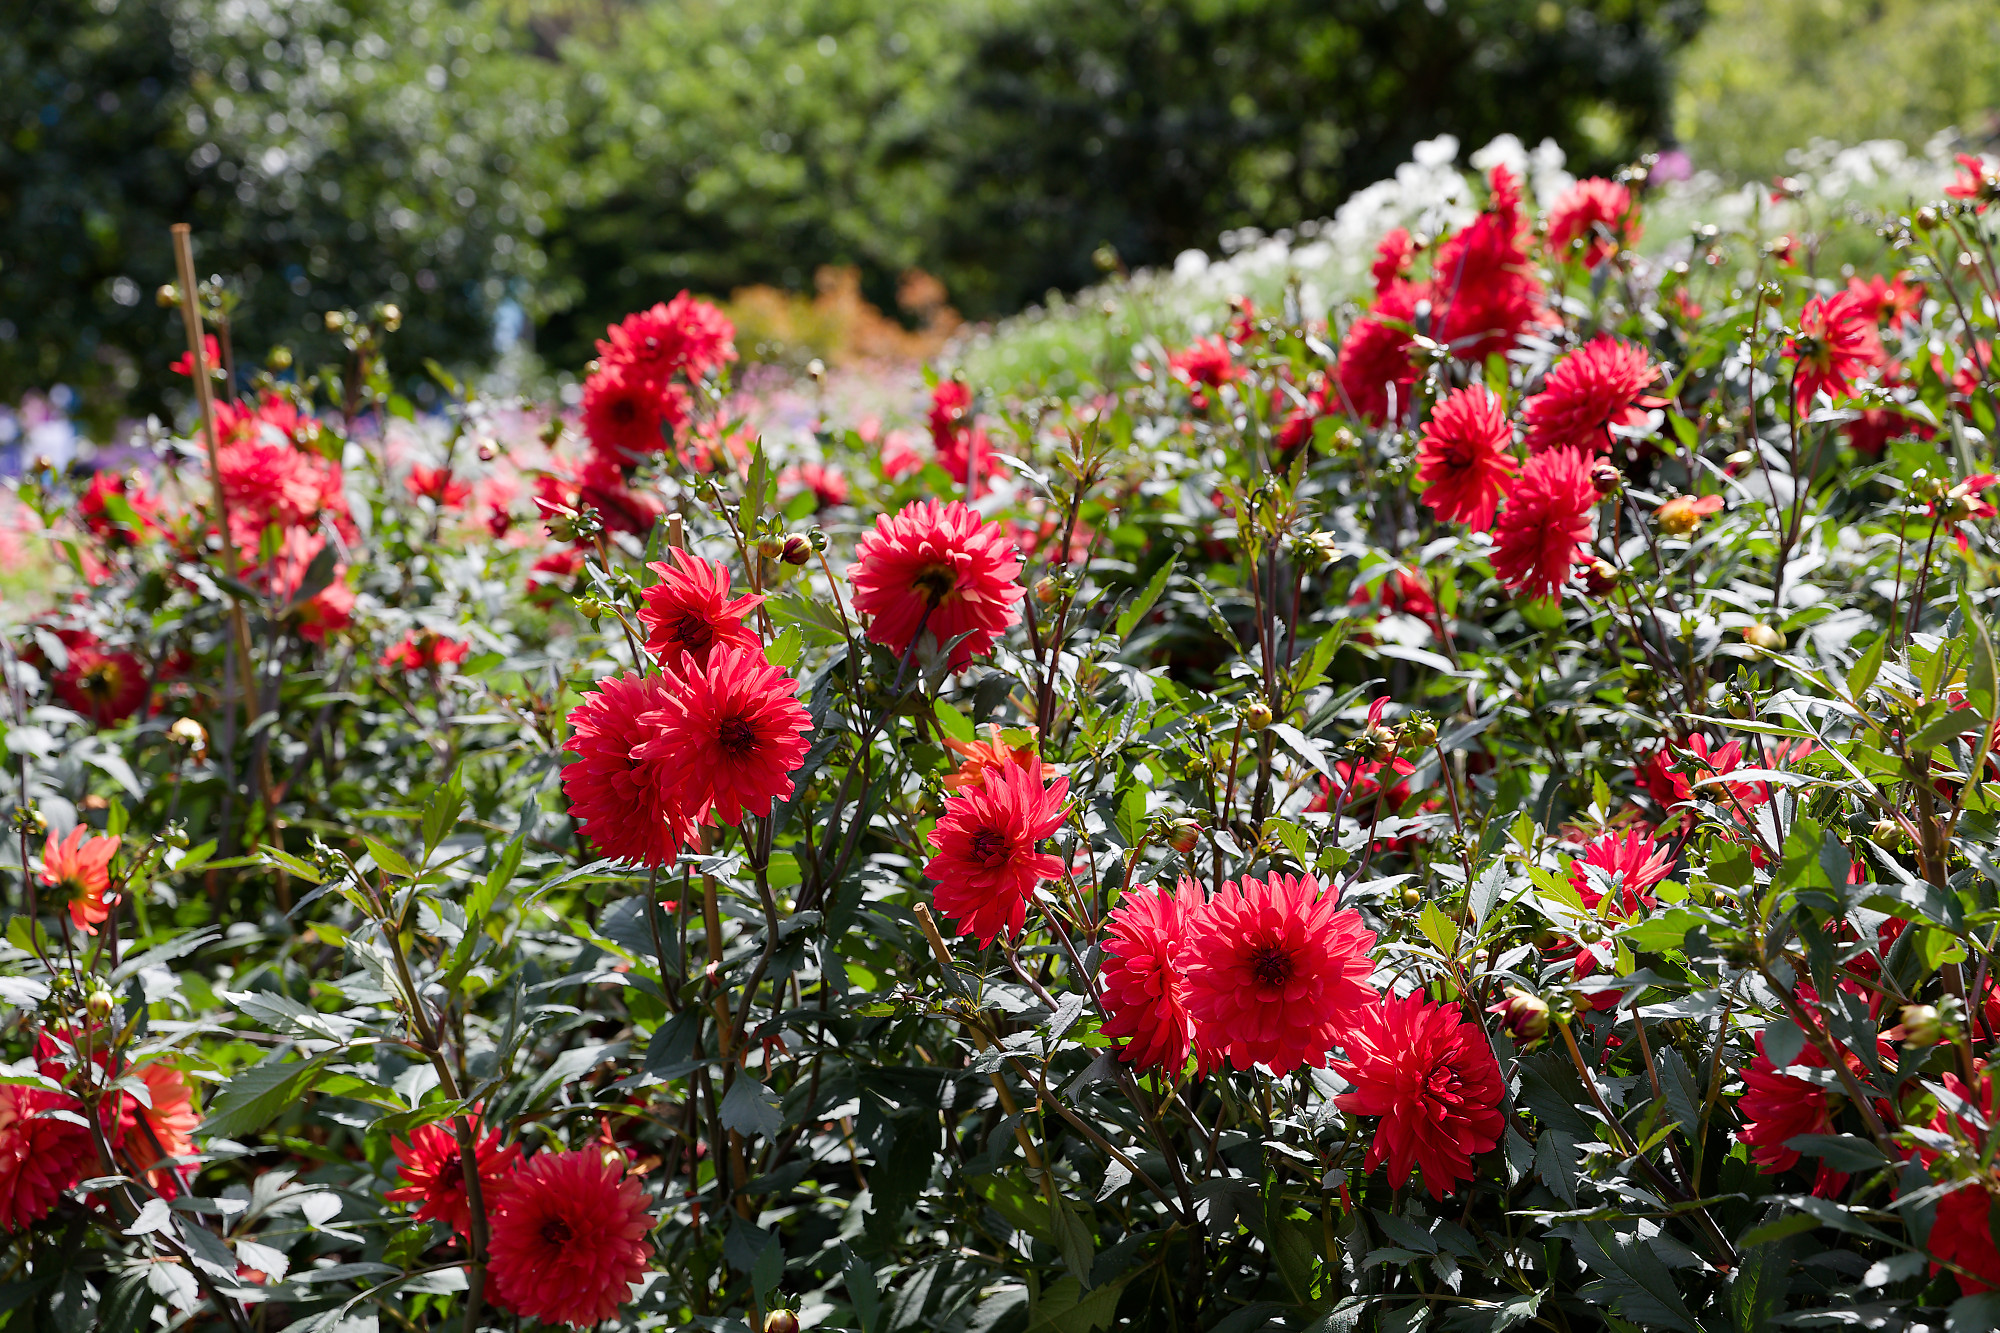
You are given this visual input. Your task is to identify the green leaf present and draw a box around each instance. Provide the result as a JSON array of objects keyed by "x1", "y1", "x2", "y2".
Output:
[
  {"x1": 420, "y1": 767, "x2": 466, "y2": 861},
  {"x1": 1049, "y1": 1191, "x2": 1096, "y2": 1289},
  {"x1": 1845, "y1": 636, "x2": 1887, "y2": 702},
  {"x1": 1784, "y1": 1134, "x2": 1891, "y2": 1173},
  {"x1": 1417, "y1": 900, "x2": 1459, "y2": 955},
  {"x1": 719, "y1": 1075, "x2": 783, "y2": 1139},
  {"x1": 1729, "y1": 1238, "x2": 1793, "y2": 1333},
  {"x1": 361, "y1": 835, "x2": 414, "y2": 880},
  {"x1": 1116, "y1": 558, "x2": 1176, "y2": 643},
  {"x1": 934, "y1": 697, "x2": 975, "y2": 744},
  {"x1": 96, "y1": 1270, "x2": 154, "y2": 1333},
  {"x1": 259, "y1": 845, "x2": 324, "y2": 885},
  {"x1": 740, "y1": 438, "x2": 767, "y2": 536},
  {"x1": 766, "y1": 625, "x2": 803, "y2": 669},
  {"x1": 197, "y1": 1054, "x2": 329, "y2": 1140},
  {"x1": 1115, "y1": 785, "x2": 1147, "y2": 848},
  {"x1": 1572, "y1": 1222, "x2": 1702, "y2": 1333}
]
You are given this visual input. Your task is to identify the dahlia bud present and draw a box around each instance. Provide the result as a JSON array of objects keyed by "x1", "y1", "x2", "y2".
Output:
[
  {"x1": 86, "y1": 991, "x2": 117, "y2": 1021},
  {"x1": 1588, "y1": 460, "x2": 1623, "y2": 497},
  {"x1": 766, "y1": 1313, "x2": 802, "y2": 1333},
  {"x1": 1360, "y1": 726, "x2": 1398, "y2": 763},
  {"x1": 1164, "y1": 818, "x2": 1202, "y2": 855},
  {"x1": 546, "y1": 513, "x2": 578, "y2": 543},
  {"x1": 163, "y1": 820, "x2": 190, "y2": 850},
  {"x1": 1725, "y1": 449, "x2": 1756, "y2": 474},
  {"x1": 1582, "y1": 559, "x2": 1621, "y2": 597},
  {"x1": 1399, "y1": 885, "x2": 1423, "y2": 908},
  {"x1": 1742, "y1": 624, "x2": 1785, "y2": 650},
  {"x1": 169, "y1": 717, "x2": 208, "y2": 757},
  {"x1": 266, "y1": 345, "x2": 293, "y2": 372},
  {"x1": 1871, "y1": 817, "x2": 1910, "y2": 850},
  {"x1": 1898, "y1": 1003, "x2": 1943, "y2": 1048},
  {"x1": 1034, "y1": 576, "x2": 1060, "y2": 605},
  {"x1": 155, "y1": 283, "x2": 180, "y2": 308},
  {"x1": 1486, "y1": 989, "x2": 1551, "y2": 1043},
  {"x1": 10, "y1": 806, "x2": 47, "y2": 839},
  {"x1": 575, "y1": 597, "x2": 605, "y2": 621},
  {"x1": 1399, "y1": 715, "x2": 1438, "y2": 749},
  {"x1": 780, "y1": 535, "x2": 814, "y2": 566},
  {"x1": 1244, "y1": 700, "x2": 1274, "y2": 731},
  {"x1": 1291, "y1": 531, "x2": 1339, "y2": 569},
  {"x1": 756, "y1": 534, "x2": 785, "y2": 561},
  {"x1": 1915, "y1": 206, "x2": 1940, "y2": 232}
]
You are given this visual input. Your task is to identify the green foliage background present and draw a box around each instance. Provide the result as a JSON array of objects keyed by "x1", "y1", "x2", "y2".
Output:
[{"x1": 2, "y1": 0, "x2": 1699, "y2": 422}]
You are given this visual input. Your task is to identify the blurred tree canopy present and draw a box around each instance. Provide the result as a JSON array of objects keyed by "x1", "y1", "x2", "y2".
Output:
[{"x1": 1, "y1": 0, "x2": 1703, "y2": 420}]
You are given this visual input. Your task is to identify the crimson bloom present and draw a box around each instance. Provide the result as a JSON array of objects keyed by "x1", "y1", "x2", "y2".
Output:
[
  {"x1": 486, "y1": 1151, "x2": 655, "y2": 1329},
  {"x1": 380, "y1": 631, "x2": 471, "y2": 672},
  {"x1": 1946, "y1": 154, "x2": 2000, "y2": 211},
  {"x1": 1847, "y1": 272, "x2": 1923, "y2": 330},
  {"x1": 1522, "y1": 336, "x2": 1661, "y2": 455},
  {"x1": 111, "y1": 1063, "x2": 200, "y2": 1193},
  {"x1": 1788, "y1": 290, "x2": 1885, "y2": 408},
  {"x1": 52, "y1": 639, "x2": 148, "y2": 726},
  {"x1": 561, "y1": 671, "x2": 696, "y2": 867},
  {"x1": 637, "y1": 644, "x2": 813, "y2": 827},
  {"x1": 1335, "y1": 279, "x2": 1421, "y2": 425},
  {"x1": 1567, "y1": 828, "x2": 1672, "y2": 912},
  {"x1": 1431, "y1": 166, "x2": 1545, "y2": 361},
  {"x1": 0, "y1": 1083, "x2": 92, "y2": 1233},
  {"x1": 1489, "y1": 447, "x2": 1596, "y2": 599},
  {"x1": 779, "y1": 461, "x2": 851, "y2": 509},
  {"x1": 1417, "y1": 385, "x2": 1517, "y2": 531},
  {"x1": 1370, "y1": 228, "x2": 1415, "y2": 292},
  {"x1": 170, "y1": 333, "x2": 223, "y2": 378},
  {"x1": 1914, "y1": 1072, "x2": 2000, "y2": 1293},
  {"x1": 1180, "y1": 872, "x2": 1378, "y2": 1074},
  {"x1": 1547, "y1": 178, "x2": 1641, "y2": 268},
  {"x1": 406, "y1": 465, "x2": 471, "y2": 508},
  {"x1": 295, "y1": 578, "x2": 357, "y2": 646},
  {"x1": 39, "y1": 825, "x2": 120, "y2": 935},
  {"x1": 535, "y1": 454, "x2": 665, "y2": 542},
  {"x1": 1738, "y1": 1029, "x2": 1885, "y2": 1198},
  {"x1": 1100, "y1": 878, "x2": 1205, "y2": 1075},
  {"x1": 79, "y1": 470, "x2": 159, "y2": 546},
  {"x1": 924, "y1": 762, "x2": 1070, "y2": 946},
  {"x1": 596, "y1": 294, "x2": 737, "y2": 385},
  {"x1": 1169, "y1": 336, "x2": 1240, "y2": 399},
  {"x1": 637, "y1": 549, "x2": 765, "y2": 668},
  {"x1": 582, "y1": 362, "x2": 686, "y2": 464},
  {"x1": 1332, "y1": 991, "x2": 1505, "y2": 1199},
  {"x1": 385, "y1": 1112, "x2": 525, "y2": 1237},
  {"x1": 1635, "y1": 734, "x2": 1758, "y2": 823},
  {"x1": 847, "y1": 499, "x2": 1024, "y2": 672}
]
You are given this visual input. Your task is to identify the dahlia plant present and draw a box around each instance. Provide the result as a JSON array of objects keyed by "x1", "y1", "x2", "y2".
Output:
[{"x1": 6, "y1": 147, "x2": 2000, "y2": 1333}]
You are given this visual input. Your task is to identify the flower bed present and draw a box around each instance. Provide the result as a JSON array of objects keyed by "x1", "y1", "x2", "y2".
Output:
[{"x1": 5, "y1": 147, "x2": 2000, "y2": 1331}]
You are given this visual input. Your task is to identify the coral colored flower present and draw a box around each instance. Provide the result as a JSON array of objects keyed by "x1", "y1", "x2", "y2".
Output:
[
  {"x1": 0, "y1": 1082, "x2": 91, "y2": 1232},
  {"x1": 1277, "y1": 381, "x2": 1333, "y2": 450},
  {"x1": 1336, "y1": 280, "x2": 1421, "y2": 424},
  {"x1": 1417, "y1": 385, "x2": 1517, "y2": 531},
  {"x1": 527, "y1": 548, "x2": 583, "y2": 603},
  {"x1": 1788, "y1": 290, "x2": 1885, "y2": 408},
  {"x1": 924, "y1": 764, "x2": 1069, "y2": 946},
  {"x1": 386, "y1": 1112, "x2": 525, "y2": 1237},
  {"x1": 881, "y1": 430, "x2": 926, "y2": 480},
  {"x1": 1847, "y1": 272, "x2": 1924, "y2": 330},
  {"x1": 1738, "y1": 1029, "x2": 1889, "y2": 1197},
  {"x1": 1348, "y1": 570, "x2": 1438, "y2": 623},
  {"x1": 1547, "y1": 178, "x2": 1641, "y2": 268},
  {"x1": 1169, "y1": 335, "x2": 1240, "y2": 391},
  {"x1": 1914, "y1": 1072, "x2": 2000, "y2": 1293},
  {"x1": 1946, "y1": 154, "x2": 2000, "y2": 211},
  {"x1": 1100, "y1": 878, "x2": 1206, "y2": 1074},
  {"x1": 561, "y1": 671, "x2": 697, "y2": 867},
  {"x1": 847, "y1": 499, "x2": 1025, "y2": 672},
  {"x1": 114, "y1": 1063, "x2": 200, "y2": 1192},
  {"x1": 1180, "y1": 872, "x2": 1378, "y2": 1074},
  {"x1": 637, "y1": 549, "x2": 765, "y2": 668},
  {"x1": 1655, "y1": 493, "x2": 1724, "y2": 535},
  {"x1": 1332, "y1": 991, "x2": 1504, "y2": 1198},
  {"x1": 169, "y1": 333, "x2": 223, "y2": 378},
  {"x1": 294, "y1": 577, "x2": 356, "y2": 645},
  {"x1": 79, "y1": 470, "x2": 159, "y2": 546},
  {"x1": 486, "y1": 1150, "x2": 655, "y2": 1329},
  {"x1": 596, "y1": 294, "x2": 738, "y2": 385},
  {"x1": 1522, "y1": 336, "x2": 1661, "y2": 455},
  {"x1": 1567, "y1": 828, "x2": 1672, "y2": 912},
  {"x1": 53, "y1": 640, "x2": 148, "y2": 726},
  {"x1": 778, "y1": 460, "x2": 850, "y2": 509},
  {"x1": 39, "y1": 825, "x2": 120, "y2": 935},
  {"x1": 637, "y1": 644, "x2": 813, "y2": 827},
  {"x1": 1489, "y1": 447, "x2": 1596, "y2": 599},
  {"x1": 1371, "y1": 228, "x2": 1415, "y2": 292},
  {"x1": 582, "y1": 363, "x2": 687, "y2": 464},
  {"x1": 380, "y1": 631, "x2": 471, "y2": 672},
  {"x1": 942, "y1": 724, "x2": 1041, "y2": 793},
  {"x1": 406, "y1": 465, "x2": 471, "y2": 508}
]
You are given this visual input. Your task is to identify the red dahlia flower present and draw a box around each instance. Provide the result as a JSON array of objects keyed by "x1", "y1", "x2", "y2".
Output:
[
  {"x1": 1738, "y1": 1028, "x2": 1888, "y2": 1197},
  {"x1": 406, "y1": 465, "x2": 471, "y2": 508},
  {"x1": 1547, "y1": 178, "x2": 1641, "y2": 268},
  {"x1": 1431, "y1": 166, "x2": 1545, "y2": 361},
  {"x1": 1180, "y1": 872, "x2": 1378, "y2": 1074},
  {"x1": 487, "y1": 1150, "x2": 655, "y2": 1329},
  {"x1": 847, "y1": 498, "x2": 1025, "y2": 672},
  {"x1": 111, "y1": 1063, "x2": 200, "y2": 1193},
  {"x1": 79, "y1": 470, "x2": 160, "y2": 546},
  {"x1": 535, "y1": 454, "x2": 665, "y2": 541},
  {"x1": 582, "y1": 362, "x2": 687, "y2": 464},
  {"x1": 1335, "y1": 279, "x2": 1422, "y2": 425},
  {"x1": 386, "y1": 1112, "x2": 525, "y2": 1237},
  {"x1": 928, "y1": 380, "x2": 973, "y2": 446},
  {"x1": 53, "y1": 640, "x2": 148, "y2": 726},
  {"x1": 1788, "y1": 290, "x2": 1885, "y2": 408},
  {"x1": 1417, "y1": 385, "x2": 1517, "y2": 531},
  {"x1": 637, "y1": 644, "x2": 812, "y2": 827},
  {"x1": 1847, "y1": 272, "x2": 1923, "y2": 330},
  {"x1": 1332, "y1": 991, "x2": 1505, "y2": 1199},
  {"x1": 637, "y1": 549, "x2": 765, "y2": 669},
  {"x1": 170, "y1": 333, "x2": 223, "y2": 379},
  {"x1": 380, "y1": 631, "x2": 471, "y2": 672},
  {"x1": 1489, "y1": 447, "x2": 1596, "y2": 600},
  {"x1": 1946, "y1": 154, "x2": 2000, "y2": 211},
  {"x1": 1100, "y1": 878, "x2": 1206, "y2": 1075},
  {"x1": 1169, "y1": 335, "x2": 1240, "y2": 393},
  {"x1": 1913, "y1": 1072, "x2": 2000, "y2": 1293},
  {"x1": 39, "y1": 825, "x2": 120, "y2": 935},
  {"x1": 1522, "y1": 336, "x2": 1661, "y2": 455},
  {"x1": 1567, "y1": 828, "x2": 1672, "y2": 912},
  {"x1": 561, "y1": 672, "x2": 696, "y2": 867},
  {"x1": 778, "y1": 460, "x2": 850, "y2": 509},
  {"x1": 0, "y1": 1082, "x2": 91, "y2": 1232},
  {"x1": 924, "y1": 762, "x2": 1069, "y2": 946},
  {"x1": 596, "y1": 294, "x2": 737, "y2": 385},
  {"x1": 1370, "y1": 228, "x2": 1415, "y2": 292},
  {"x1": 295, "y1": 578, "x2": 357, "y2": 646}
]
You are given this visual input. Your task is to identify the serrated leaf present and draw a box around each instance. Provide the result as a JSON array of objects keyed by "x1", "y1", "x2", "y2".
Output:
[
  {"x1": 360, "y1": 835, "x2": 413, "y2": 879},
  {"x1": 1115, "y1": 785, "x2": 1146, "y2": 848},
  {"x1": 1417, "y1": 900, "x2": 1459, "y2": 955},
  {"x1": 420, "y1": 767, "x2": 465, "y2": 861},
  {"x1": 720, "y1": 1075, "x2": 783, "y2": 1139},
  {"x1": 197, "y1": 1055, "x2": 329, "y2": 1140},
  {"x1": 1116, "y1": 558, "x2": 1175, "y2": 644},
  {"x1": 1845, "y1": 637, "x2": 1887, "y2": 702},
  {"x1": 1572, "y1": 1222, "x2": 1701, "y2": 1333},
  {"x1": 259, "y1": 845, "x2": 323, "y2": 885}
]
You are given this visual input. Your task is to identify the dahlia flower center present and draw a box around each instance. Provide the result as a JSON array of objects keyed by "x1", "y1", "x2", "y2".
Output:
[
  {"x1": 610, "y1": 399, "x2": 638, "y2": 425},
  {"x1": 969, "y1": 827, "x2": 1010, "y2": 866},
  {"x1": 717, "y1": 716, "x2": 760, "y2": 758},
  {"x1": 54, "y1": 873, "x2": 90, "y2": 903},
  {"x1": 911, "y1": 563, "x2": 958, "y2": 607},
  {"x1": 1248, "y1": 944, "x2": 1294, "y2": 990},
  {"x1": 540, "y1": 1215, "x2": 575, "y2": 1246},
  {"x1": 669, "y1": 610, "x2": 713, "y2": 650},
  {"x1": 81, "y1": 661, "x2": 123, "y2": 700}
]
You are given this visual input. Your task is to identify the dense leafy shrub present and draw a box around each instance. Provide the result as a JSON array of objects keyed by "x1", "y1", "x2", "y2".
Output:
[{"x1": 9, "y1": 144, "x2": 2000, "y2": 1332}]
